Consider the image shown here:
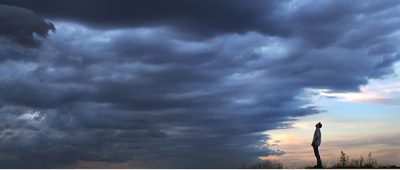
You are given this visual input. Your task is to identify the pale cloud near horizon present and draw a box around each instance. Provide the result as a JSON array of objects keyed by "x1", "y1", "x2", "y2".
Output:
[{"x1": 315, "y1": 62, "x2": 400, "y2": 105}]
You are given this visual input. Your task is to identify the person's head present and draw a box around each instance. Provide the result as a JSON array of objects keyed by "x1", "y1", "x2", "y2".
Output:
[{"x1": 315, "y1": 122, "x2": 322, "y2": 128}]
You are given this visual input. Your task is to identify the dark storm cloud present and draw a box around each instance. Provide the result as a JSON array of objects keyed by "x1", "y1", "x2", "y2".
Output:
[
  {"x1": 0, "y1": 0, "x2": 400, "y2": 168},
  {"x1": 0, "y1": 5, "x2": 54, "y2": 47},
  {"x1": 1, "y1": 0, "x2": 399, "y2": 47},
  {"x1": 0, "y1": 0, "x2": 288, "y2": 37},
  {"x1": 0, "y1": 26, "x2": 320, "y2": 168}
]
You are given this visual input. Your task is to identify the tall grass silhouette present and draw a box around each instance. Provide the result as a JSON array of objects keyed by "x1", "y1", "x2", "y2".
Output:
[
  {"x1": 242, "y1": 160, "x2": 283, "y2": 169},
  {"x1": 331, "y1": 150, "x2": 378, "y2": 168}
]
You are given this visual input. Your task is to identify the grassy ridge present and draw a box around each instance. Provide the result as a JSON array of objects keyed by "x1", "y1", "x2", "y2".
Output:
[{"x1": 243, "y1": 150, "x2": 399, "y2": 169}]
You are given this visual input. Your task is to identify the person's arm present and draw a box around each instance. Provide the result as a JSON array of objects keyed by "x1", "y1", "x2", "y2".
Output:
[{"x1": 311, "y1": 136, "x2": 318, "y2": 146}]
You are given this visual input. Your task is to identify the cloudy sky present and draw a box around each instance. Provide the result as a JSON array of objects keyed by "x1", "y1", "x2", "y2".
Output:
[{"x1": 0, "y1": 0, "x2": 399, "y2": 168}]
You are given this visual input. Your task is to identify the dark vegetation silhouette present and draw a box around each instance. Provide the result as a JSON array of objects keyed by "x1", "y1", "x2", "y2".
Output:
[
  {"x1": 244, "y1": 150, "x2": 399, "y2": 169},
  {"x1": 241, "y1": 160, "x2": 283, "y2": 169},
  {"x1": 331, "y1": 150, "x2": 377, "y2": 168},
  {"x1": 329, "y1": 150, "x2": 398, "y2": 169}
]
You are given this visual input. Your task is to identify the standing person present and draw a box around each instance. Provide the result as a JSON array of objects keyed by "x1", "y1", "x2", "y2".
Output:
[{"x1": 311, "y1": 122, "x2": 322, "y2": 168}]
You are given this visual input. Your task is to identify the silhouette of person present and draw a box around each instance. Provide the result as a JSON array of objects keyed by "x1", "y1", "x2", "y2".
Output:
[{"x1": 311, "y1": 122, "x2": 322, "y2": 168}]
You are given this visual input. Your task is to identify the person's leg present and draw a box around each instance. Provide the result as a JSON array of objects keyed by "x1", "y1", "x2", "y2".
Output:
[{"x1": 313, "y1": 145, "x2": 322, "y2": 167}]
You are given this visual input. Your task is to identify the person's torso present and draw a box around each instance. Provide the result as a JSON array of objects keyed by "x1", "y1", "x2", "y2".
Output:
[{"x1": 313, "y1": 128, "x2": 321, "y2": 146}]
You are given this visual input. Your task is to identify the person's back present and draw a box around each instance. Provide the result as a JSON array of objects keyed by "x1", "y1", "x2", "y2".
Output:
[{"x1": 311, "y1": 122, "x2": 322, "y2": 168}]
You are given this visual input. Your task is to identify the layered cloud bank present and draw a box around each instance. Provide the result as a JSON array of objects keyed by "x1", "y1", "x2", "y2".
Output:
[{"x1": 0, "y1": 0, "x2": 399, "y2": 168}]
